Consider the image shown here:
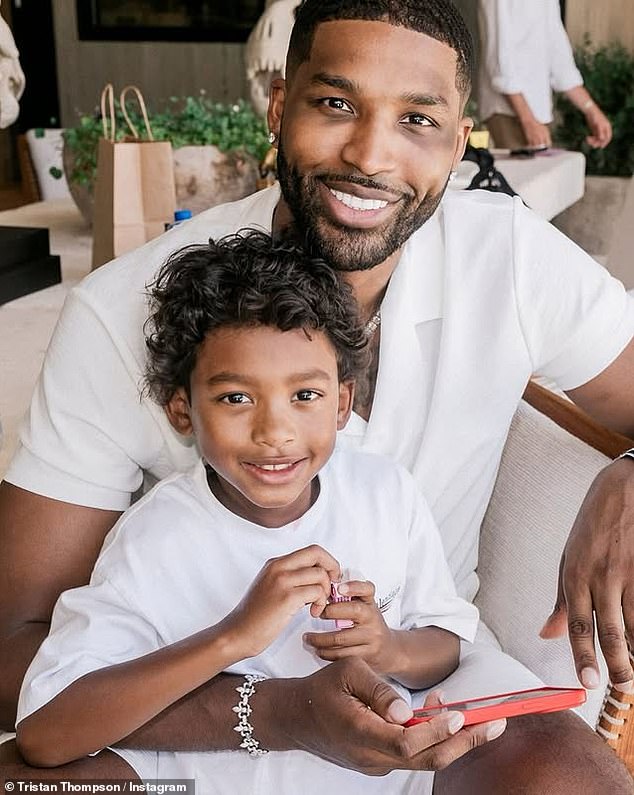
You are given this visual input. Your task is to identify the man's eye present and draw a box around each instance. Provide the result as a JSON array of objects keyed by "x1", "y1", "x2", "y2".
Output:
[
  {"x1": 295, "y1": 390, "x2": 320, "y2": 402},
  {"x1": 322, "y1": 97, "x2": 353, "y2": 113},
  {"x1": 220, "y1": 393, "x2": 250, "y2": 405},
  {"x1": 402, "y1": 113, "x2": 434, "y2": 127}
]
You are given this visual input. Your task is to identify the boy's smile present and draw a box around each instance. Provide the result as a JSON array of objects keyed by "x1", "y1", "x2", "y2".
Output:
[{"x1": 167, "y1": 325, "x2": 353, "y2": 528}]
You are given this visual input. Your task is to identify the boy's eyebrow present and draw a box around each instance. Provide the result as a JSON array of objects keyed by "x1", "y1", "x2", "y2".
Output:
[
  {"x1": 205, "y1": 368, "x2": 333, "y2": 387},
  {"x1": 310, "y1": 72, "x2": 448, "y2": 108}
]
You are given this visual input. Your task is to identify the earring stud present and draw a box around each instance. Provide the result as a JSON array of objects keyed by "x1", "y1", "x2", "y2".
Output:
[{"x1": 268, "y1": 131, "x2": 277, "y2": 145}]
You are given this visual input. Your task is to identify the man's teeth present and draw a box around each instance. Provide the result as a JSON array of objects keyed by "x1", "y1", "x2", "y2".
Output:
[
  {"x1": 258, "y1": 463, "x2": 294, "y2": 471},
  {"x1": 329, "y1": 188, "x2": 388, "y2": 211}
]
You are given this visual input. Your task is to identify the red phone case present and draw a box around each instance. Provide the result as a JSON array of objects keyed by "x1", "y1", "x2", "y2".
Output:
[{"x1": 405, "y1": 687, "x2": 586, "y2": 728}]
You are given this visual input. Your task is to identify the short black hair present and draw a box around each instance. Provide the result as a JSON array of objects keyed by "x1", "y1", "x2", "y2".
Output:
[
  {"x1": 287, "y1": 0, "x2": 474, "y2": 99},
  {"x1": 144, "y1": 230, "x2": 368, "y2": 406}
]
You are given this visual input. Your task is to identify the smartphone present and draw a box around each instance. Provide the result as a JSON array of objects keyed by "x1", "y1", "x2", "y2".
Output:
[
  {"x1": 510, "y1": 145, "x2": 549, "y2": 157},
  {"x1": 404, "y1": 686, "x2": 586, "y2": 728}
]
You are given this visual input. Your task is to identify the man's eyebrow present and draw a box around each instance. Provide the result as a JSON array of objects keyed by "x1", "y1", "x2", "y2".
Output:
[
  {"x1": 401, "y1": 91, "x2": 449, "y2": 109},
  {"x1": 309, "y1": 74, "x2": 448, "y2": 109},
  {"x1": 310, "y1": 72, "x2": 359, "y2": 93}
]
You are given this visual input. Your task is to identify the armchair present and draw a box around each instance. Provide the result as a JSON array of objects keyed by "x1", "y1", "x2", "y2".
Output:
[{"x1": 476, "y1": 380, "x2": 634, "y2": 770}]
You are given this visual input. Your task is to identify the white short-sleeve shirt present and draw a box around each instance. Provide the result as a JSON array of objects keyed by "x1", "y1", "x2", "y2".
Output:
[
  {"x1": 6, "y1": 185, "x2": 634, "y2": 599},
  {"x1": 477, "y1": 0, "x2": 583, "y2": 123},
  {"x1": 17, "y1": 449, "x2": 478, "y2": 794}
]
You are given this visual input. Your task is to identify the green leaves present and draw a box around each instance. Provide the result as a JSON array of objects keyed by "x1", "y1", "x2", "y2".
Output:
[
  {"x1": 554, "y1": 39, "x2": 634, "y2": 177},
  {"x1": 62, "y1": 95, "x2": 269, "y2": 187}
]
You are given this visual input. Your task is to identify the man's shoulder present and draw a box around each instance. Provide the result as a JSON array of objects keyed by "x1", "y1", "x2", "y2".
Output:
[{"x1": 98, "y1": 467, "x2": 201, "y2": 560}]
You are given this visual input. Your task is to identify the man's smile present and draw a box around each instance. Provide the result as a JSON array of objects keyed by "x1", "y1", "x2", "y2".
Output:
[{"x1": 328, "y1": 188, "x2": 389, "y2": 211}]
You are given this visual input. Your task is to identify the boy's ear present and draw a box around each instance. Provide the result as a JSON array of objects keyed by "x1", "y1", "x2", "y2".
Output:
[
  {"x1": 337, "y1": 381, "x2": 355, "y2": 430},
  {"x1": 165, "y1": 388, "x2": 194, "y2": 436}
]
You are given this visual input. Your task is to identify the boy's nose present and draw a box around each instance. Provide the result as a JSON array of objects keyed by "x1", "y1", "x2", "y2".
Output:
[{"x1": 252, "y1": 405, "x2": 295, "y2": 448}]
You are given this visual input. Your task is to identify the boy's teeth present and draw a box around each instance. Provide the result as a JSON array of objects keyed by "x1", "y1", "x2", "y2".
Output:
[
  {"x1": 259, "y1": 463, "x2": 293, "y2": 471},
  {"x1": 329, "y1": 188, "x2": 388, "y2": 211}
]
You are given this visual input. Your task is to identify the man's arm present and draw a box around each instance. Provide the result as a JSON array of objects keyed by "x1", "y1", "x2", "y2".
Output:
[
  {"x1": 0, "y1": 482, "x2": 121, "y2": 728},
  {"x1": 503, "y1": 92, "x2": 552, "y2": 148},
  {"x1": 562, "y1": 85, "x2": 612, "y2": 150},
  {"x1": 541, "y1": 337, "x2": 634, "y2": 691}
]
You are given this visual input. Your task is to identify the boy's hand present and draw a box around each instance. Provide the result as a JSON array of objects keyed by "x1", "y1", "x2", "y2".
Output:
[
  {"x1": 303, "y1": 580, "x2": 395, "y2": 674},
  {"x1": 223, "y1": 544, "x2": 341, "y2": 660}
]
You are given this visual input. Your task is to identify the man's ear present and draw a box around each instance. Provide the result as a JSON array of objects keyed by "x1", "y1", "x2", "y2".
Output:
[
  {"x1": 165, "y1": 387, "x2": 194, "y2": 436},
  {"x1": 452, "y1": 114, "x2": 475, "y2": 170},
  {"x1": 267, "y1": 77, "x2": 286, "y2": 145},
  {"x1": 337, "y1": 381, "x2": 355, "y2": 430}
]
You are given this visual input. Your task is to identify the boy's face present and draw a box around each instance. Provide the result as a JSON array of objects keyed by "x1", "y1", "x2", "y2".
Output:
[
  {"x1": 166, "y1": 325, "x2": 353, "y2": 528},
  {"x1": 268, "y1": 19, "x2": 473, "y2": 272}
]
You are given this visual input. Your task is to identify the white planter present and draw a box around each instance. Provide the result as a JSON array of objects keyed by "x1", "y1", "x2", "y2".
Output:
[{"x1": 63, "y1": 143, "x2": 260, "y2": 226}]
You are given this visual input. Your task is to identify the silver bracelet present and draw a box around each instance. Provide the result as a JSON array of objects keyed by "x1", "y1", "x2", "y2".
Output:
[{"x1": 232, "y1": 674, "x2": 269, "y2": 757}]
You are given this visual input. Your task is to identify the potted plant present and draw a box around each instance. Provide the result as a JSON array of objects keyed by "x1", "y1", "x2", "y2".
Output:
[
  {"x1": 61, "y1": 94, "x2": 270, "y2": 225},
  {"x1": 552, "y1": 39, "x2": 634, "y2": 255}
]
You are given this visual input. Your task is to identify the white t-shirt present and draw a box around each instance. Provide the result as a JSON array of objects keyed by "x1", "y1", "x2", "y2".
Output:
[
  {"x1": 477, "y1": 0, "x2": 583, "y2": 124},
  {"x1": 17, "y1": 449, "x2": 478, "y2": 794},
  {"x1": 6, "y1": 185, "x2": 634, "y2": 601}
]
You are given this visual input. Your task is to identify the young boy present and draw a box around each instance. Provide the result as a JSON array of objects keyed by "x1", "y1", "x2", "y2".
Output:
[{"x1": 16, "y1": 231, "x2": 478, "y2": 793}]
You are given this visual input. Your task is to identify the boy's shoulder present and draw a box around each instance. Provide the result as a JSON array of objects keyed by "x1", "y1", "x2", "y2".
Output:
[{"x1": 97, "y1": 465, "x2": 204, "y2": 560}]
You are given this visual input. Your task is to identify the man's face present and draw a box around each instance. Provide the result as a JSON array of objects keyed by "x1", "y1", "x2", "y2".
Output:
[{"x1": 269, "y1": 20, "x2": 472, "y2": 272}]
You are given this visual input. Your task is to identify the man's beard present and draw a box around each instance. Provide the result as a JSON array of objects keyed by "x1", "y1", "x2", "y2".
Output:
[{"x1": 276, "y1": 138, "x2": 446, "y2": 272}]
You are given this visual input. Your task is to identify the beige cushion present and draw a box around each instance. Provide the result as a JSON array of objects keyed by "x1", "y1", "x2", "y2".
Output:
[{"x1": 475, "y1": 399, "x2": 610, "y2": 727}]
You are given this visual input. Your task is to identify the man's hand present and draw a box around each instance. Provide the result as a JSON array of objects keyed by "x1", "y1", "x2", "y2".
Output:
[
  {"x1": 518, "y1": 116, "x2": 552, "y2": 149},
  {"x1": 540, "y1": 458, "x2": 634, "y2": 692},
  {"x1": 584, "y1": 104, "x2": 612, "y2": 149},
  {"x1": 256, "y1": 657, "x2": 506, "y2": 775},
  {"x1": 304, "y1": 579, "x2": 396, "y2": 673},
  {"x1": 222, "y1": 544, "x2": 341, "y2": 659}
]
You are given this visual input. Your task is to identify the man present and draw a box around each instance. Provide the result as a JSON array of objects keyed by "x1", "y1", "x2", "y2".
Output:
[
  {"x1": 2, "y1": 1, "x2": 634, "y2": 791},
  {"x1": 477, "y1": 0, "x2": 612, "y2": 150}
]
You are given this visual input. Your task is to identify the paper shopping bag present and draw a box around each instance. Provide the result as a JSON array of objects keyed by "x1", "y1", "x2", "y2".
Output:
[{"x1": 91, "y1": 84, "x2": 176, "y2": 270}]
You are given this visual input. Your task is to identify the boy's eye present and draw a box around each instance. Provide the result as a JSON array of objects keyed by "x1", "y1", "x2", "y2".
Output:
[
  {"x1": 220, "y1": 393, "x2": 251, "y2": 405},
  {"x1": 295, "y1": 390, "x2": 320, "y2": 402}
]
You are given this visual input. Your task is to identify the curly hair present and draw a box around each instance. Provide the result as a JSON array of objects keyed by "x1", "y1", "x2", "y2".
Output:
[
  {"x1": 287, "y1": 0, "x2": 474, "y2": 99},
  {"x1": 144, "y1": 230, "x2": 369, "y2": 406}
]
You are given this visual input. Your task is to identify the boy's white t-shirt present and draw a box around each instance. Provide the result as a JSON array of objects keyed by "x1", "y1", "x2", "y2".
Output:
[{"x1": 17, "y1": 449, "x2": 477, "y2": 794}]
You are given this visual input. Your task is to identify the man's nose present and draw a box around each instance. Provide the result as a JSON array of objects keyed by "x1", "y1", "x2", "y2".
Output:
[
  {"x1": 252, "y1": 403, "x2": 295, "y2": 448},
  {"x1": 340, "y1": 115, "x2": 397, "y2": 177}
]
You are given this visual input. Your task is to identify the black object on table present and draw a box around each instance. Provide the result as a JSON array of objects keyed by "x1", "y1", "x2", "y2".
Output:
[{"x1": 0, "y1": 225, "x2": 61, "y2": 305}]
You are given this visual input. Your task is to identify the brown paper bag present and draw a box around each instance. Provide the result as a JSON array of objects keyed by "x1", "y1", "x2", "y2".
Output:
[{"x1": 91, "y1": 84, "x2": 176, "y2": 270}]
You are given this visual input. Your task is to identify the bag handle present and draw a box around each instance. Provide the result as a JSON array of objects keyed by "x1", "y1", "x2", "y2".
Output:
[
  {"x1": 119, "y1": 85, "x2": 154, "y2": 141},
  {"x1": 100, "y1": 83, "x2": 116, "y2": 142}
]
